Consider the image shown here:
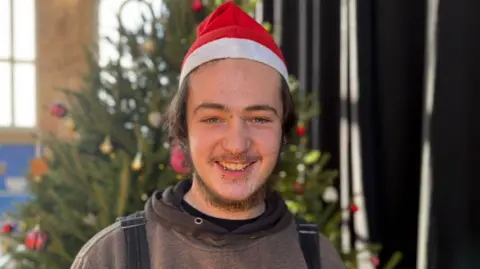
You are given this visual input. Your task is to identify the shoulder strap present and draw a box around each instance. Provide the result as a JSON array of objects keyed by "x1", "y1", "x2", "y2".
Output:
[
  {"x1": 296, "y1": 218, "x2": 321, "y2": 269},
  {"x1": 117, "y1": 211, "x2": 151, "y2": 269}
]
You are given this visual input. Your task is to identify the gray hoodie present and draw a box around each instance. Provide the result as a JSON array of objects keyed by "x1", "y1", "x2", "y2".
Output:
[{"x1": 71, "y1": 180, "x2": 345, "y2": 269}]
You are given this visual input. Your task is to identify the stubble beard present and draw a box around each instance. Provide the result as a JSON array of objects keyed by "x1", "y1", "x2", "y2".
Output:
[
  {"x1": 190, "y1": 168, "x2": 268, "y2": 212},
  {"x1": 183, "y1": 140, "x2": 282, "y2": 213},
  {"x1": 189, "y1": 157, "x2": 280, "y2": 213}
]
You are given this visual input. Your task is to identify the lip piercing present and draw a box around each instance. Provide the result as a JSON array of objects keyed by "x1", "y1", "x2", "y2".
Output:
[{"x1": 221, "y1": 174, "x2": 225, "y2": 179}]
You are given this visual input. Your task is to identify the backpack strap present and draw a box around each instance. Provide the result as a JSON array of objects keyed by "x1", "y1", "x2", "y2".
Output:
[
  {"x1": 296, "y1": 218, "x2": 321, "y2": 269},
  {"x1": 117, "y1": 211, "x2": 151, "y2": 269}
]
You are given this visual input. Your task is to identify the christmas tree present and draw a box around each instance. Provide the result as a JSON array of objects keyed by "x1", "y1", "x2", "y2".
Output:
[{"x1": 0, "y1": 0, "x2": 401, "y2": 268}]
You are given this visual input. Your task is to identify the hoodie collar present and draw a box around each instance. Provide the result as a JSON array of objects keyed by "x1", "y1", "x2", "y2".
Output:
[{"x1": 145, "y1": 179, "x2": 293, "y2": 246}]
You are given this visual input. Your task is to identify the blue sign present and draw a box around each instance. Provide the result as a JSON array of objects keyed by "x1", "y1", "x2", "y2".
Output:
[{"x1": 0, "y1": 144, "x2": 35, "y2": 214}]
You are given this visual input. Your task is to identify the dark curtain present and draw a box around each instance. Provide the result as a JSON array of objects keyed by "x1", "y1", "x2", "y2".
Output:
[
  {"x1": 430, "y1": 0, "x2": 480, "y2": 268},
  {"x1": 264, "y1": 0, "x2": 479, "y2": 268},
  {"x1": 262, "y1": 0, "x2": 340, "y2": 169},
  {"x1": 356, "y1": 0, "x2": 425, "y2": 268}
]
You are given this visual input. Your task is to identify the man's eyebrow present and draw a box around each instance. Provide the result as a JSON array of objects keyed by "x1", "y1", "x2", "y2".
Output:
[
  {"x1": 194, "y1": 103, "x2": 278, "y2": 116},
  {"x1": 244, "y1": 105, "x2": 278, "y2": 116},
  {"x1": 194, "y1": 102, "x2": 227, "y2": 114}
]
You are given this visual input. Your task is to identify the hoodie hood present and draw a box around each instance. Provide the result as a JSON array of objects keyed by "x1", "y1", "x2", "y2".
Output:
[{"x1": 145, "y1": 179, "x2": 293, "y2": 246}]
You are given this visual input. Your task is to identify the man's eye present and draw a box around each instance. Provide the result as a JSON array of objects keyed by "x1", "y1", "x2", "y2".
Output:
[
  {"x1": 251, "y1": 117, "x2": 271, "y2": 123},
  {"x1": 202, "y1": 117, "x2": 221, "y2": 124}
]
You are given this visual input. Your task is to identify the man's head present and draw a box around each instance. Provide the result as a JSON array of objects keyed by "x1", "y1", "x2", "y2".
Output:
[{"x1": 166, "y1": 2, "x2": 297, "y2": 212}]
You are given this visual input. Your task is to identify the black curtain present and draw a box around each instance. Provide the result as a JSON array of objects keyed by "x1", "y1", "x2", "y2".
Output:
[
  {"x1": 357, "y1": 0, "x2": 425, "y2": 268},
  {"x1": 430, "y1": 0, "x2": 480, "y2": 268},
  {"x1": 264, "y1": 0, "x2": 421, "y2": 268},
  {"x1": 264, "y1": 0, "x2": 480, "y2": 268},
  {"x1": 262, "y1": 0, "x2": 340, "y2": 168}
]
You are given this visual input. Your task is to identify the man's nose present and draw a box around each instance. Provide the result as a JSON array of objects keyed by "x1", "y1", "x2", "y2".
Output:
[{"x1": 222, "y1": 117, "x2": 251, "y2": 154}]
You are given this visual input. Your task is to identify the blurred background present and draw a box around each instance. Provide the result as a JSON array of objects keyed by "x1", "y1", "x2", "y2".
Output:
[{"x1": 0, "y1": 0, "x2": 478, "y2": 268}]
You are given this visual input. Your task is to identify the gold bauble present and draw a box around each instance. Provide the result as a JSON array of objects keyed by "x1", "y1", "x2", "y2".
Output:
[
  {"x1": 100, "y1": 136, "x2": 113, "y2": 154},
  {"x1": 131, "y1": 152, "x2": 143, "y2": 171}
]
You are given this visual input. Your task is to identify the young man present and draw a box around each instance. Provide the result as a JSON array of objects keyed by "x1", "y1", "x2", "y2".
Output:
[{"x1": 72, "y1": 2, "x2": 344, "y2": 268}]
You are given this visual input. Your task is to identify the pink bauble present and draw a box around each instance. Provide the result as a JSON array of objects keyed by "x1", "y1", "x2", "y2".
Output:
[{"x1": 170, "y1": 151, "x2": 190, "y2": 174}]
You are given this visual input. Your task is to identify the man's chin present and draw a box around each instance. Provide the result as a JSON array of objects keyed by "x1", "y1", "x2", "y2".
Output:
[{"x1": 197, "y1": 182, "x2": 262, "y2": 212}]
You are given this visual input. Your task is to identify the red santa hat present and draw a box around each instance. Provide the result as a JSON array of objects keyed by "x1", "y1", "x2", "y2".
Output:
[{"x1": 179, "y1": 1, "x2": 289, "y2": 86}]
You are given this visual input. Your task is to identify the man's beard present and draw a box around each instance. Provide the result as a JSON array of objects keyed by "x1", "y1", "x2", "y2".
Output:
[
  {"x1": 193, "y1": 170, "x2": 272, "y2": 212},
  {"x1": 182, "y1": 140, "x2": 283, "y2": 213},
  {"x1": 188, "y1": 156, "x2": 281, "y2": 213}
]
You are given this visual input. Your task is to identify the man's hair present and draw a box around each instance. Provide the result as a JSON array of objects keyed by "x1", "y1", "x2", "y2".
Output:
[{"x1": 165, "y1": 65, "x2": 298, "y2": 147}]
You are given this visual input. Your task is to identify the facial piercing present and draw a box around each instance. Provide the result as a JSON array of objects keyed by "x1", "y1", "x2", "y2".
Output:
[{"x1": 221, "y1": 174, "x2": 225, "y2": 179}]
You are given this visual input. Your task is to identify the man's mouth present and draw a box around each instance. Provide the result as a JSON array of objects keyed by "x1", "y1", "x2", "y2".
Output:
[{"x1": 215, "y1": 161, "x2": 256, "y2": 171}]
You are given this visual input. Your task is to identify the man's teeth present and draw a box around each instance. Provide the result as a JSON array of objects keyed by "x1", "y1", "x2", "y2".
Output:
[{"x1": 218, "y1": 161, "x2": 251, "y2": 171}]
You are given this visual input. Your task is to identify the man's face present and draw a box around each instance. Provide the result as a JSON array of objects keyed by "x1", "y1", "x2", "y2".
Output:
[{"x1": 186, "y1": 59, "x2": 283, "y2": 211}]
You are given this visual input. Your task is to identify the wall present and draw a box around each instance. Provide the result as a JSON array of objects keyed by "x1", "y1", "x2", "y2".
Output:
[
  {"x1": 0, "y1": 0, "x2": 96, "y2": 217},
  {"x1": 0, "y1": 0, "x2": 97, "y2": 143}
]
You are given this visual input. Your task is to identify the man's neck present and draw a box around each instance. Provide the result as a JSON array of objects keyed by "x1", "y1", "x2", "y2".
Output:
[{"x1": 183, "y1": 179, "x2": 265, "y2": 220}]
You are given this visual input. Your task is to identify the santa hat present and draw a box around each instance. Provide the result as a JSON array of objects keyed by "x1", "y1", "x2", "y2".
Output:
[{"x1": 179, "y1": 1, "x2": 289, "y2": 86}]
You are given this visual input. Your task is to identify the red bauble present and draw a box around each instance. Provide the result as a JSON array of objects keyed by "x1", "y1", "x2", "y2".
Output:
[
  {"x1": 350, "y1": 204, "x2": 359, "y2": 213},
  {"x1": 2, "y1": 224, "x2": 13, "y2": 233},
  {"x1": 371, "y1": 256, "x2": 380, "y2": 266},
  {"x1": 50, "y1": 103, "x2": 68, "y2": 118},
  {"x1": 24, "y1": 228, "x2": 49, "y2": 251},
  {"x1": 192, "y1": 0, "x2": 203, "y2": 12},
  {"x1": 296, "y1": 125, "x2": 306, "y2": 136},
  {"x1": 293, "y1": 182, "x2": 304, "y2": 195},
  {"x1": 170, "y1": 140, "x2": 190, "y2": 174}
]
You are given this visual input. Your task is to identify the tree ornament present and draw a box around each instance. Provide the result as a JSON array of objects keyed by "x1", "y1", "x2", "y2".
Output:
[
  {"x1": 296, "y1": 124, "x2": 306, "y2": 136},
  {"x1": 371, "y1": 256, "x2": 380, "y2": 266},
  {"x1": 170, "y1": 139, "x2": 190, "y2": 174},
  {"x1": 350, "y1": 203, "x2": 359, "y2": 213},
  {"x1": 131, "y1": 152, "x2": 143, "y2": 171},
  {"x1": 322, "y1": 186, "x2": 339, "y2": 202},
  {"x1": 141, "y1": 38, "x2": 156, "y2": 55},
  {"x1": 2, "y1": 223, "x2": 14, "y2": 234},
  {"x1": 192, "y1": 0, "x2": 204, "y2": 12},
  {"x1": 30, "y1": 157, "x2": 48, "y2": 178},
  {"x1": 65, "y1": 117, "x2": 75, "y2": 131},
  {"x1": 100, "y1": 136, "x2": 113, "y2": 154},
  {"x1": 293, "y1": 182, "x2": 304, "y2": 195},
  {"x1": 148, "y1": 111, "x2": 163, "y2": 128},
  {"x1": 24, "y1": 225, "x2": 49, "y2": 251},
  {"x1": 50, "y1": 103, "x2": 68, "y2": 118}
]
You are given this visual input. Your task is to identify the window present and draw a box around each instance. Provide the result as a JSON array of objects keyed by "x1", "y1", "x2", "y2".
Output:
[{"x1": 0, "y1": 0, "x2": 36, "y2": 129}]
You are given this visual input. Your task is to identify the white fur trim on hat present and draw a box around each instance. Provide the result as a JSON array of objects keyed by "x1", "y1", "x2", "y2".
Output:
[{"x1": 179, "y1": 37, "x2": 289, "y2": 86}]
